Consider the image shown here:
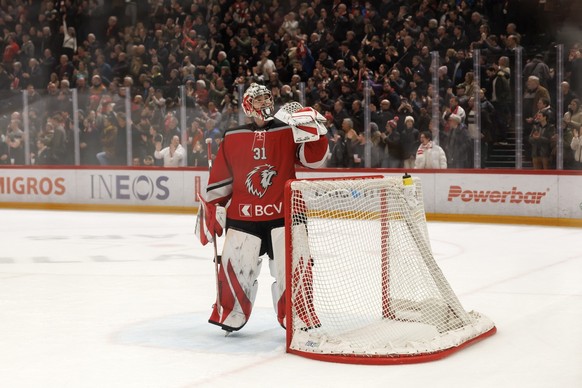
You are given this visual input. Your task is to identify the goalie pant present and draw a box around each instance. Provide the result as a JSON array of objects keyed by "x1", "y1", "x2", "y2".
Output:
[{"x1": 209, "y1": 219, "x2": 320, "y2": 332}]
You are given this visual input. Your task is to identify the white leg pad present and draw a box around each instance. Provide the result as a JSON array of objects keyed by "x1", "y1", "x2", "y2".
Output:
[
  {"x1": 209, "y1": 228, "x2": 262, "y2": 331},
  {"x1": 270, "y1": 226, "x2": 286, "y2": 326},
  {"x1": 290, "y1": 223, "x2": 321, "y2": 330}
]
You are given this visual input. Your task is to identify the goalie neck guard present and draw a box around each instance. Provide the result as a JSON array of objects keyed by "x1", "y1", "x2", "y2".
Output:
[{"x1": 242, "y1": 83, "x2": 275, "y2": 121}]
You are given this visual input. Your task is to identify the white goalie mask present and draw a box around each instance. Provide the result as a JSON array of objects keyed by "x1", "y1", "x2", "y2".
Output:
[{"x1": 242, "y1": 83, "x2": 275, "y2": 121}]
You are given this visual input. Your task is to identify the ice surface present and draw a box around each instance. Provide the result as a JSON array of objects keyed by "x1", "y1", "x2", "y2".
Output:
[{"x1": 0, "y1": 210, "x2": 581, "y2": 388}]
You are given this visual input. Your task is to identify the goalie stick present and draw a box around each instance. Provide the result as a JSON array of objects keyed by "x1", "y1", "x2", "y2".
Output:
[{"x1": 206, "y1": 137, "x2": 222, "y2": 317}]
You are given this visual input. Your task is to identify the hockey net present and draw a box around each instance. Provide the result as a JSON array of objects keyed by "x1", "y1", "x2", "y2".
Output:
[{"x1": 284, "y1": 175, "x2": 496, "y2": 364}]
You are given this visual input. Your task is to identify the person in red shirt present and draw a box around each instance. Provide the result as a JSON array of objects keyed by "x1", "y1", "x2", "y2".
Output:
[
  {"x1": 197, "y1": 83, "x2": 328, "y2": 332},
  {"x1": 3, "y1": 35, "x2": 20, "y2": 67}
]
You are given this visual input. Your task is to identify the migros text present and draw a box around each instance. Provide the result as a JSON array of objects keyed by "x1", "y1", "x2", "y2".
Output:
[{"x1": 0, "y1": 176, "x2": 65, "y2": 195}]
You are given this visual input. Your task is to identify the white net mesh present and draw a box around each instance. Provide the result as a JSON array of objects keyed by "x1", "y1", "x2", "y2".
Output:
[{"x1": 287, "y1": 176, "x2": 495, "y2": 362}]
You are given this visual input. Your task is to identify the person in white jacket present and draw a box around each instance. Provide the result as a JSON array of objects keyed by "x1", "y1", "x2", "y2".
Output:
[
  {"x1": 414, "y1": 131, "x2": 448, "y2": 169},
  {"x1": 154, "y1": 135, "x2": 186, "y2": 167}
]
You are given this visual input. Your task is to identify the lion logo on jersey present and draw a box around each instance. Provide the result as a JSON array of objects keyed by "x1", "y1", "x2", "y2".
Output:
[{"x1": 245, "y1": 164, "x2": 277, "y2": 198}]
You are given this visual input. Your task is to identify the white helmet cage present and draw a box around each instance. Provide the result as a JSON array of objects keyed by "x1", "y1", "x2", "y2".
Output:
[{"x1": 242, "y1": 83, "x2": 275, "y2": 121}]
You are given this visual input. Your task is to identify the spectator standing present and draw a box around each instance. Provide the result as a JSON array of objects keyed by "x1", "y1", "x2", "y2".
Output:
[
  {"x1": 415, "y1": 131, "x2": 448, "y2": 169},
  {"x1": 3, "y1": 34, "x2": 20, "y2": 70},
  {"x1": 561, "y1": 82, "x2": 578, "y2": 114},
  {"x1": 190, "y1": 139, "x2": 209, "y2": 167},
  {"x1": 381, "y1": 118, "x2": 402, "y2": 168},
  {"x1": 23, "y1": 58, "x2": 44, "y2": 90},
  {"x1": 446, "y1": 113, "x2": 473, "y2": 168},
  {"x1": 449, "y1": 49, "x2": 472, "y2": 87},
  {"x1": 350, "y1": 99, "x2": 364, "y2": 133},
  {"x1": 154, "y1": 134, "x2": 186, "y2": 167},
  {"x1": 96, "y1": 115, "x2": 117, "y2": 165},
  {"x1": 34, "y1": 137, "x2": 56, "y2": 165},
  {"x1": 331, "y1": 100, "x2": 349, "y2": 131},
  {"x1": 523, "y1": 54, "x2": 551, "y2": 89},
  {"x1": 20, "y1": 34, "x2": 35, "y2": 64},
  {"x1": 352, "y1": 131, "x2": 368, "y2": 168},
  {"x1": 114, "y1": 112, "x2": 133, "y2": 165},
  {"x1": 389, "y1": 68, "x2": 407, "y2": 97},
  {"x1": 39, "y1": 48, "x2": 57, "y2": 87},
  {"x1": 375, "y1": 99, "x2": 395, "y2": 130},
  {"x1": 94, "y1": 54, "x2": 113, "y2": 83},
  {"x1": 342, "y1": 118, "x2": 360, "y2": 168},
  {"x1": 79, "y1": 110, "x2": 100, "y2": 165},
  {"x1": 46, "y1": 116, "x2": 67, "y2": 165},
  {"x1": 529, "y1": 110, "x2": 555, "y2": 169},
  {"x1": 564, "y1": 99, "x2": 582, "y2": 131},
  {"x1": 523, "y1": 76, "x2": 550, "y2": 132},
  {"x1": 61, "y1": 15, "x2": 77, "y2": 60},
  {"x1": 161, "y1": 114, "x2": 181, "y2": 148},
  {"x1": 209, "y1": 77, "x2": 228, "y2": 107},
  {"x1": 437, "y1": 65, "x2": 452, "y2": 99},
  {"x1": 9, "y1": 61, "x2": 24, "y2": 92},
  {"x1": 488, "y1": 66, "x2": 511, "y2": 142},
  {"x1": 400, "y1": 116, "x2": 420, "y2": 169},
  {"x1": 5, "y1": 119, "x2": 25, "y2": 165},
  {"x1": 89, "y1": 75, "x2": 107, "y2": 96},
  {"x1": 133, "y1": 126, "x2": 154, "y2": 164},
  {"x1": 327, "y1": 131, "x2": 348, "y2": 168},
  {"x1": 369, "y1": 123, "x2": 385, "y2": 168},
  {"x1": 443, "y1": 95, "x2": 467, "y2": 124},
  {"x1": 458, "y1": 71, "x2": 480, "y2": 101},
  {"x1": 332, "y1": 4, "x2": 350, "y2": 42}
]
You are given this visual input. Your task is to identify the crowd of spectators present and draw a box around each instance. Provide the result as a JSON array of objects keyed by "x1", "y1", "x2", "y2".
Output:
[{"x1": 0, "y1": 0, "x2": 581, "y2": 169}]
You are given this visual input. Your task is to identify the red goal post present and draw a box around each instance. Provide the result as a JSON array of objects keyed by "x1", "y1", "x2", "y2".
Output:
[{"x1": 284, "y1": 174, "x2": 496, "y2": 364}]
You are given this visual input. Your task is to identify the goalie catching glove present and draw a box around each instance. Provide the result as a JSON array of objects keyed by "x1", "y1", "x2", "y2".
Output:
[
  {"x1": 195, "y1": 193, "x2": 226, "y2": 246},
  {"x1": 274, "y1": 103, "x2": 328, "y2": 143}
]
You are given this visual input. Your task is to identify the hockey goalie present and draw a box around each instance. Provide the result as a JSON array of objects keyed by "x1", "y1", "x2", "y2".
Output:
[{"x1": 195, "y1": 83, "x2": 329, "y2": 333}]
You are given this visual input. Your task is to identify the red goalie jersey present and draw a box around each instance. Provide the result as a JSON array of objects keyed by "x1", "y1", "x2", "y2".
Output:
[{"x1": 206, "y1": 119, "x2": 329, "y2": 221}]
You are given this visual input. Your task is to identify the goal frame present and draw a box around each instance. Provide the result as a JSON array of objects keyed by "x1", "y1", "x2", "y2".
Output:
[{"x1": 283, "y1": 175, "x2": 496, "y2": 365}]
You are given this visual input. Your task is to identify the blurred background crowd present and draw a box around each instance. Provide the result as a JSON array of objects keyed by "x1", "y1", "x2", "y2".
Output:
[{"x1": 0, "y1": 0, "x2": 581, "y2": 169}]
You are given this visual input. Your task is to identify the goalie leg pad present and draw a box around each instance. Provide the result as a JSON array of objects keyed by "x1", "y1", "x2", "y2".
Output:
[
  {"x1": 270, "y1": 225, "x2": 321, "y2": 330},
  {"x1": 269, "y1": 227, "x2": 286, "y2": 328},
  {"x1": 209, "y1": 228, "x2": 262, "y2": 332},
  {"x1": 291, "y1": 224, "x2": 321, "y2": 330}
]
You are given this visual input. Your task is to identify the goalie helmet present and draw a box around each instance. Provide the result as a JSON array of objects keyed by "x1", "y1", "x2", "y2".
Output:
[{"x1": 242, "y1": 83, "x2": 275, "y2": 121}]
